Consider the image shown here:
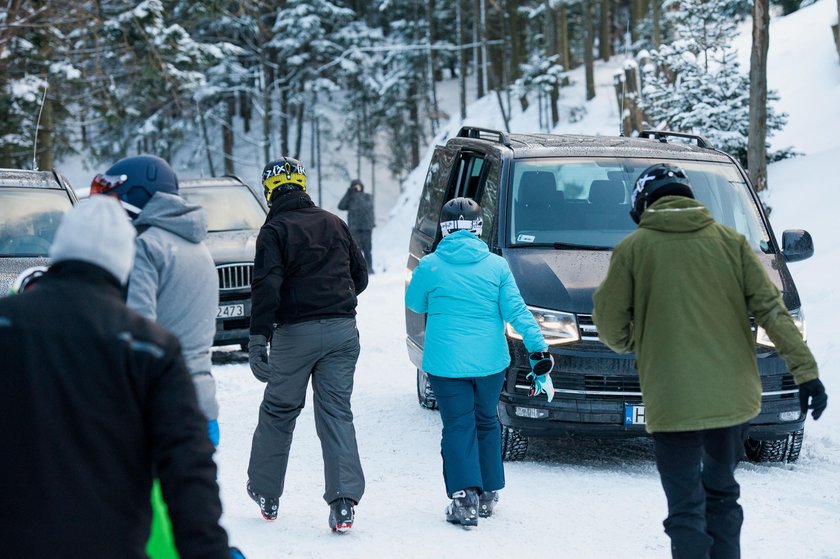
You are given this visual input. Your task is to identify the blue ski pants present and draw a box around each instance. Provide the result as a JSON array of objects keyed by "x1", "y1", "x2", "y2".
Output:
[{"x1": 428, "y1": 371, "x2": 505, "y2": 497}]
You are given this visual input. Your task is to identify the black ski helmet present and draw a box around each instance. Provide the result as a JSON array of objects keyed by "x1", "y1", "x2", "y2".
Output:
[
  {"x1": 629, "y1": 163, "x2": 694, "y2": 224},
  {"x1": 439, "y1": 197, "x2": 483, "y2": 237},
  {"x1": 90, "y1": 155, "x2": 178, "y2": 219}
]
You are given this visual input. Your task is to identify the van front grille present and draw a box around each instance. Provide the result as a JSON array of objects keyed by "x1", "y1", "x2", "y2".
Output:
[{"x1": 217, "y1": 263, "x2": 253, "y2": 291}]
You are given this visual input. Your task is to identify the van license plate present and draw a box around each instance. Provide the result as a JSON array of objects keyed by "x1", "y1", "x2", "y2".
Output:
[
  {"x1": 624, "y1": 404, "x2": 646, "y2": 425},
  {"x1": 217, "y1": 304, "x2": 245, "y2": 319}
]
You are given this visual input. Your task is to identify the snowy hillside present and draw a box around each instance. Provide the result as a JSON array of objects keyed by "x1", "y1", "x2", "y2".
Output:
[{"x1": 213, "y1": 2, "x2": 840, "y2": 557}]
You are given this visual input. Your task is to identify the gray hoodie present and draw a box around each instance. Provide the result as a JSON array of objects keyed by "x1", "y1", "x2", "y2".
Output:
[{"x1": 127, "y1": 192, "x2": 219, "y2": 420}]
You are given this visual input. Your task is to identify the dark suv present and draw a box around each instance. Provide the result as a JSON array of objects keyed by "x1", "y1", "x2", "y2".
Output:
[
  {"x1": 405, "y1": 127, "x2": 814, "y2": 463},
  {"x1": 180, "y1": 176, "x2": 267, "y2": 349},
  {"x1": 0, "y1": 169, "x2": 78, "y2": 295}
]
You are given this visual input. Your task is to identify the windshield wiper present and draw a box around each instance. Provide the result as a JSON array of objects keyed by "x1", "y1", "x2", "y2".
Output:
[{"x1": 553, "y1": 242, "x2": 611, "y2": 251}]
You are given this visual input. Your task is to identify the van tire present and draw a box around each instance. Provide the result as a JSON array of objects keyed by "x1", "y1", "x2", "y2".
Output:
[
  {"x1": 416, "y1": 369, "x2": 438, "y2": 410},
  {"x1": 744, "y1": 429, "x2": 803, "y2": 463},
  {"x1": 501, "y1": 426, "x2": 528, "y2": 461}
]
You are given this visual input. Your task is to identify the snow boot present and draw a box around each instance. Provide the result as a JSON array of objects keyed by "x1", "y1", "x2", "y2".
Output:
[
  {"x1": 329, "y1": 498, "x2": 355, "y2": 533},
  {"x1": 247, "y1": 481, "x2": 278, "y2": 521},
  {"x1": 479, "y1": 490, "x2": 499, "y2": 518},
  {"x1": 445, "y1": 488, "x2": 479, "y2": 527}
]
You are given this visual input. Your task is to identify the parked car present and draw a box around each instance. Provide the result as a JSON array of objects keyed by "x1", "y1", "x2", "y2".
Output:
[
  {"x1": 405, "y1": 127, "x2": 814, "y2": 463},
  {"x1": 0, "y1": 169, "x2": 78, "y2": 295},
  {"x1": 179, "y1": 175, "x2": 267, "y2": 349}
]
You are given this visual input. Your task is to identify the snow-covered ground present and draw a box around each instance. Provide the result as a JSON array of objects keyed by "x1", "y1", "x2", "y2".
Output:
[{"x1": 214, "y1": 2, "x2": 840, "y2": 557}]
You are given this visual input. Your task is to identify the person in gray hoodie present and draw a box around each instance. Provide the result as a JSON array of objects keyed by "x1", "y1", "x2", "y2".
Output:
[{"x1": 91, "y1": 155, "x2": 220, "y2": 443}]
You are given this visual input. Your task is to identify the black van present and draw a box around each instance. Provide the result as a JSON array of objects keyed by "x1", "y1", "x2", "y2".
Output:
[{"x1": 405, "y1": 127, "x2": 814, "y2": 463}]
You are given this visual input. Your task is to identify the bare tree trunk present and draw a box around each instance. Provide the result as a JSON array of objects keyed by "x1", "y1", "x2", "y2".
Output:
[
  {"x1": 457, "y1": 0, "x2": 467, "y2": 119},
  {"x1": 293, "y1": 101, "x2": 304, "y2": 160},
  {"x1": 198, "y1": 101, "x2": 215, "y2": 176},
  {"x1": 240, "y1": 89, "x2": 251, "y2": 134},
  {"x1": 507, "y1": 0, "x2": 522, "y2": 81},
  {"x1": 652, "y1": 0, "x2": 661, "y2": 49},
  {"x1": 473, "y1": 0, "x2": 485, "y2": 98},
  {"x1": 833, "y1": 0, "x2": 840, "y2": 63},
  {"x1": 279, "y1": 87, "x2": 289, "y2": 156},
  {"x1": 600, "y1": 0, "x2": 611, "y2": 61},
  {"x1": 408, "y1": 82, "x2": 421, "y2": 169},
  {"x1": 223, "y1": 94, "x2": 235, "y2": 174},
  {"x1": 36, "y1": 93, "x2": 53, "y2": 170},
  {"x1": 560, "y1": 4, "x2": 571, "y2": 72},
  {"x1": 584, "y1": 0, "x2": 596, "y2": 100},
  {"x1": 261, "y1": 58, "x2": 273, "y2": 163},
  {"x1": 427, "y1": 0, "x2": 440, "y2": 133},
  {"x1": 544, "y1": 1, "x2": 560, "y2": 126},
  {"x1": 748, "y1": 0, "x2": 769, "y2": 192},
  {"x1": 630, "y1": 0, "x2": 642, "y2": 43}
]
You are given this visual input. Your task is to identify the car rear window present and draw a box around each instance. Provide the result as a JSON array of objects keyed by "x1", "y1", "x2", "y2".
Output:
[
  {"x1": 508, "y1": 158, "x2": 768, "y2": 251},
  {"x1": 180, "y1": 186, "x2": 266, "y2": 232},
  {"x1": 0, "y1": 188, "x2": 73, "y2": 257}
]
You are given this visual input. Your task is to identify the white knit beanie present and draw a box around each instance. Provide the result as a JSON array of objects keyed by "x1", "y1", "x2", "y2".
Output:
[{"x1": 49, "y1": 196, "x2": 137, "y2": 285}]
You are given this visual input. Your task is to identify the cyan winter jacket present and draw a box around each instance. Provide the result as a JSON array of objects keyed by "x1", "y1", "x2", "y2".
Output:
[
  {"x1": 128, "y1": 192, "x2": 219, "y2": 420},
  {"x1": 405, "y1": 230, "x2": 546, "y2": 378},
  {"x1": 593, "y1": 196, "x2": 818, "y2": 433}
]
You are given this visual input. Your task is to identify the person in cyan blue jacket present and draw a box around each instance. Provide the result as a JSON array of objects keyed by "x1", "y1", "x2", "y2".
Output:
[{"x1": 405, "y1": 197, "x2": 554, "y2": 528}]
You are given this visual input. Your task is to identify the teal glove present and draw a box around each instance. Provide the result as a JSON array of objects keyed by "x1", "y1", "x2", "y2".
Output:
[{"x1": 527, "y1": 351, "x2": 555, "y2": 402}]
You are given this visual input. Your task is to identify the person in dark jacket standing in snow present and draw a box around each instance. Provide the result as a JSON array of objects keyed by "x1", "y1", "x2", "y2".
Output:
[
  {"x1": 338, "y1": 179, "x2": 375, "y2": 273},
  {"x1": 405, "y1": 197, "x2": 554, "y2": 527},
  {"x1": 246, "y1": 156, "x2": 369, "y2": 533},
  {"x1": 593, "y1": 163, "x2": 827, "y2": 559},
  {"x1": 0, "y1": 197, "x2": 232, "y2": 559},
  {"x1": 91, "y1": 155, "x2": 221, "y2": 444}
]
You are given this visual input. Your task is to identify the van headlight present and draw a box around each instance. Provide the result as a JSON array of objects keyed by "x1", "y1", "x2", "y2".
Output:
[
  {"x1": 756, "y1": 307, "x2": 806, "y2": 347},
  {"x1": 506, "y1": 307, "x2": 580, "y2": 346}
]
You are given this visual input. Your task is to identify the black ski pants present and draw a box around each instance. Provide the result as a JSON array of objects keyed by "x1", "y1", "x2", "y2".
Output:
[
  {"x1": 247, "y1": 318, "x2": 364, "y2": 505},
  {"x1": 350, "y1": 229, "x2": 373, "y2": 273},
  {"x1": 652, "y1": 423, "x2": 749, "y2": 559}
]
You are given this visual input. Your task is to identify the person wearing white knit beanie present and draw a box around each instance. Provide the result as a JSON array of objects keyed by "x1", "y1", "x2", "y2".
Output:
[{"x1": 49, "y1": 196, "x2": 136, "y2": 285}]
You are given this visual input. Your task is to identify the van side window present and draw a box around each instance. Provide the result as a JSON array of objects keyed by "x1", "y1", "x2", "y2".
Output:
[
  {"x1": 416, "y1": 146, "x2": 457, "y2": 238},
  {"x1": 478, "y1": 157, "x2": 500, "y2": 243},
  {"x1": 453, "y1": 153, "x2": 486, "y2": 200}
]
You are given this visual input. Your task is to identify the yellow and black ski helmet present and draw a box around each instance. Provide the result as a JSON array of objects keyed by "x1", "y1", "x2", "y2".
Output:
[{"x1": 261, "y1": 157, "x2": 307, "y2": 205}]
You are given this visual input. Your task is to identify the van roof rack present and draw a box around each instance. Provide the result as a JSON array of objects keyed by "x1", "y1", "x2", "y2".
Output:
[
  {"x1": 638, "y1": 130, "x2": 712, "y2": 149},
  {"x1": 457, "y1": 126, "x2": 511, "y2": 147}
]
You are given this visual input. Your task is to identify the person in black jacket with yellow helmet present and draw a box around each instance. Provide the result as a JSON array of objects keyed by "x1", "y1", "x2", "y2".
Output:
[{"x1": 246, "y1": 156, "x2": 368, "y2": 533}]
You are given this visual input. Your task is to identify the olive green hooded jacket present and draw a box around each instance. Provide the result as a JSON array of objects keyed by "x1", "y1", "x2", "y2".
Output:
[{"x1": 592, "y1": 196, "x2": 818, "y2": 433}]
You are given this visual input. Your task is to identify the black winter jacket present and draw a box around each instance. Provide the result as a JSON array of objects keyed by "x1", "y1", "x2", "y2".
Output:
[
  {"x1": 250, "y1": 190, "x2": 368, "y2": 338},
  {"x1": 0, "y1": 261, "x2": 229, "y2": 559},
  {"x1": 338, "y1": 188, "x2": 376, "y2": 231}
]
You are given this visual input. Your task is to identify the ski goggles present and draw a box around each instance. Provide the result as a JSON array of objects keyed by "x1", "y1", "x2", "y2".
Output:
[{"x1": 90, "y1": 173, "x2": 128, "y2": 195}]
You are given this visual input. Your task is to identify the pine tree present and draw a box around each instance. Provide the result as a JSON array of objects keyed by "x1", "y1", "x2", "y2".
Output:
[{"x1": 639, "y1": 0, "x2": 787, "y2": 166}]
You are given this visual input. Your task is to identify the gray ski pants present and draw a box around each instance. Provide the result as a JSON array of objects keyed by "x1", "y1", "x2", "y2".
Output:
[{"x1": 247, "y1": 317, "x2": 365, "y2": 505}]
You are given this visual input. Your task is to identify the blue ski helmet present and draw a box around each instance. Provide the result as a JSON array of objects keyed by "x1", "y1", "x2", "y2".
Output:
[{"x1": 90, "y1": 155, "x2": 178, "y2": 218}]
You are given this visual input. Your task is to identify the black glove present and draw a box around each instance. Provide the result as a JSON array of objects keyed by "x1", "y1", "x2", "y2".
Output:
[
  {"x1": 798, "y1": 378, "x2": 827, "y2": 420},
  {"x1": 248, "y1": 334, "x2": 271, "y2": 383}
]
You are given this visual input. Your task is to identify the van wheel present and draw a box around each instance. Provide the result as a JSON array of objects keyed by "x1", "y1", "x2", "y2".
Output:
[
  {"x1": 744, "y1": 429, "x2": 803, "y2": 463},
  {"x1": 416, "y1": 369, "x2": 438, "y2": 410},
  {"x1": 501, "y1": 426, "x2": 528, "y2": 461}
]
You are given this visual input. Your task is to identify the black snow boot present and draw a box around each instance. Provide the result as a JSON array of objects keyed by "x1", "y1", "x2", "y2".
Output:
[
  {"x1": 445, "y1": 488, "x2": 479, "y2": 527},
  {"x1": 479, "y1": 490, "x2": 499, "y2": 518},
  {"x1": 329, "y1": 498, "x2": 356, "y2": 533},
  {"x1": 247, "y1": 481, "x2": 279, "y2": 521}
]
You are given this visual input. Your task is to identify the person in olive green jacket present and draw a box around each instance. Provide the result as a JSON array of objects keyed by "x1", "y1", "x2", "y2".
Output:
[{"x1": 593, "y1": 163, "x2": 827, "y2": 559}]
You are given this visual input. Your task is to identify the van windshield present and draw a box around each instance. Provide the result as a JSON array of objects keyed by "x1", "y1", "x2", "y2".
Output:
[{"x1": 508, "y1": 158, "x2": 769, "y2": 252}]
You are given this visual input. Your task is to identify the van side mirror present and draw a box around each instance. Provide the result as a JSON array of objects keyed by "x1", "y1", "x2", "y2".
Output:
[{"x1": 781, "y1": 230, "x2": 814, "y2": 262}]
